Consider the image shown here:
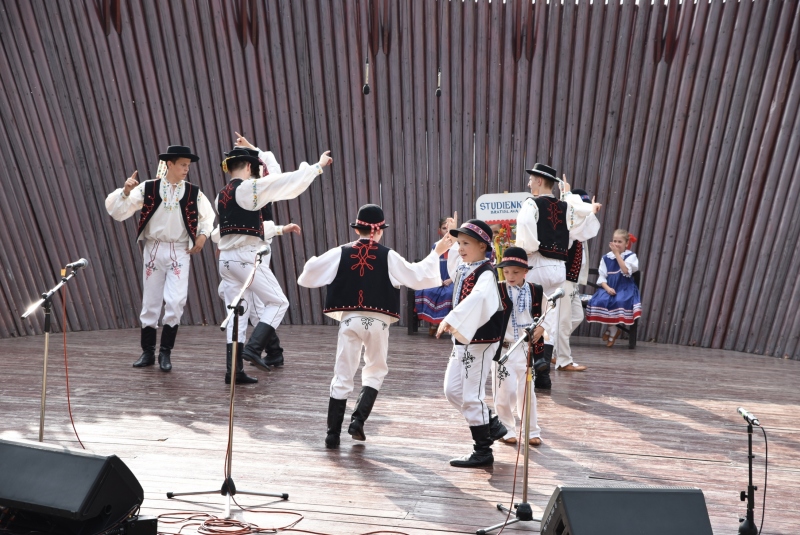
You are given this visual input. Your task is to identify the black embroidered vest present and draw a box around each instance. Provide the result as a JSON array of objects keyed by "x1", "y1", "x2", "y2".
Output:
[
  {"x1": 494, "y1": 282, "x2": 545, "y2": 361},
  {"x1": 454, "y1": 262, "x2": 503, "y2": 345},
  {"x1": 261, "y1": 202, "x2": 273, "y2": 222},
  {"x1": 136, "y1": 180, "x2": 200, "y2": 245},
  {"x1": 323, "y1": 240, "x2": 400, "y2": 319},
  {"x1": 534, "y1": 196, "x2": 569, "y2": 261},
  {"x1": 566, "y1": 240, "x2": 583, "y2": 283},
  {"x1": 217, "y1": 179, "x2": 264, "y2": 239}
]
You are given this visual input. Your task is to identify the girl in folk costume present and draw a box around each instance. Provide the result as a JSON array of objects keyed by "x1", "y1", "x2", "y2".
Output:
[
  {"x1": 105, "y1": 145, "x2": 215, "y2": 373},
  {"x1": 437, "y1": 217, "x2": 507, "y2": 468},
  {"x1": 492, "y1": 247, "x2": 546, "y2": 446},
  {"x1": 515, "y1": 163, "x2": 601, "y2": 390},
  {"x1": 298, "y1": 204, "x2": 449, "y2": 449},
  {"x1": 216, "y1": 146, "x2": 332, "y2": 384},
  {"x1": 586, "y1": 229, "x2": 642, "y2": 347},
  {"x1": 414, "y1": 218, "x2": 453, "y2": 335}
]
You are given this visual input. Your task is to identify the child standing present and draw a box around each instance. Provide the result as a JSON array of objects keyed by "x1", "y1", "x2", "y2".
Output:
[
  {"x1": 492, "y1": 247, "x2": 546, "y2": 446},
  {"x1": 298, "y1": 204, "x2": 449, "y2": 449},
  {"x1": 585, "y1": 229, "x2": 641, "y2": 346},
  {"x1": 437, "y1": 217, "x2": 506, "y2": 468},
  {"x1": 414, "y1": 218, "x2": 453, "y2": 335}
]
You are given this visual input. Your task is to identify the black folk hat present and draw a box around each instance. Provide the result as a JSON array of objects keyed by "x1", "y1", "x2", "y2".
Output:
[
  {"x1": 525, "y1": 163, "x2": 560, "y2": 183},
  {"x1": 350, "y1": 204, "x2": 389, "y2": 230},
  {"x1": 571, "y1": 188, "x2": 592, "y2": 203},
  {"x1": 159, "y1": 145, "x2": 199, "y2": 163},
  {"x1": 449, "y1": 219, "x2": 493, "y2": 249},
  {"x1": 221, "y1": 147, "x2": 261, "y2": 172},
  {"x1": 496, "y1": 246, "x2": 531, "y2": 269}
]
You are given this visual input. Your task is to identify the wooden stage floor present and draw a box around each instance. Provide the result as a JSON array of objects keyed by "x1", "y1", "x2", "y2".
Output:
[{"x1": 1, "y1": 325, "x2": 799, "y2": 534}]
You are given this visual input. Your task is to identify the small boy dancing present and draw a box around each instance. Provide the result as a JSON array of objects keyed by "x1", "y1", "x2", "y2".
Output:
[
  {"x1": 298, "y1": 204, "x2": 450, "y2": 449},
  {"x1": 437, "y1": 216, "x2": 506, "y2": 468}
]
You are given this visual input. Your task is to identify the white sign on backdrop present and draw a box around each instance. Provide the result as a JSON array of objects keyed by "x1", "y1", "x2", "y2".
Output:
[{"x1": 475, "y1": 192, "x2": 533, "y2": 224}]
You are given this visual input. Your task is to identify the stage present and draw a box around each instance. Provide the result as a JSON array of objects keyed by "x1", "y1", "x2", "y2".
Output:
[{"x1": 1, "y1": 325, "x2": 798, "y2": 534}]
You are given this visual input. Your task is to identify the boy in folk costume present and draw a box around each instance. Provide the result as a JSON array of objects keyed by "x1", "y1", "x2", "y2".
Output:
[
  {"x1": 216, "y1": 146, "x2": 332, "y2": 384},
  {"x1": 553, "y1": 188, "x2": 599, "y2": 369},
  {"x1": 106, "y1": 145, "x2": 215, "y2": 372},
  {"x1": 437, "y1": 217, "x2": 506, "y2": 468},
  {"x1": 298, "y1": 204, "x2": 449, "y2": 449},
  {"x1": 492, "y1": 247, "x2": 546, "y2": 446},
  {"x1": 515, "y1": 164, "x2": 601, "y2": 390}
]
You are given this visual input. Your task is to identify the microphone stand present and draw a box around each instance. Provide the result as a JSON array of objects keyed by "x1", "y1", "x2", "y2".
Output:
[
  {"x1": 479, "y1": 291, "x2": 563, "y2": 534},
  {"x1": 20, "y1": 266, "x2": 86, "y2": 442},
  {"x1": 738, "y1": 421, "x2": 758, "y2": 535},
  {"x1": 167, "y1": 247, "x2": 287, "y2": 518}
]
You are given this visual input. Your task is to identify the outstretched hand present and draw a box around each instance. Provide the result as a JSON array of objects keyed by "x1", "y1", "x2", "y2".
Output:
[
  {"x1": 434, "y1": 233, "x2": 454, "y2": 255},
  {"x1": 591, "y1": 196, "x2": 602, "y2": 214},
  {"x1": 234, "y1": 131, "x2": 256, "y2": 150},
  {"x1": 283, "y1": 223, "x2": 302, "y2": 235},
  {"x1": 318, "y1": 151, "x2": 333, "y2": 168},
  {"x1": 436, "y1": 320, "x2": 452, "y2": 339},
  {"x1": 123, "y1": 170, "x2": 139, "y2": 196},
  {"x1": 444, "y1": 211, "x2": 458, "y2": 233}
]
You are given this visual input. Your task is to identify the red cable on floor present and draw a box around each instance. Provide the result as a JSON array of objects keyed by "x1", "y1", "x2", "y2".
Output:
[{"x1": 61, "y1": 286, "x2": 84, "y2": 449}]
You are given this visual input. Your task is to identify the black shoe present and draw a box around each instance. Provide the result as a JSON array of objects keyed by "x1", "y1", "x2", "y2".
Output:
[
  {"x1": 450, "y1": 424, "x2": 494, "y2": 468},
  {"x1": 348, "y1": 386, "x2": 379, "y2": 441},
  {"x1": 325, "y1": 398, "x2": 348, "y2": 449},
  {"x1": 488, "y1": 410, "x2": 507, "y2": 442},
  {"x1": 534, "y1": 345, "x2": 553, "y2": 390},
  {"x1": 157, "y1": 324, "x2": 178, "y2": 372},
  {"x1": 133, "y1": 327, "x2": 157, "y2": 367},
  {"x1": 262, "y1": 353, "x2": 284, "y2": 368},
  {"x1": 242, "y1": 322, "x2": 272, "y2": 371},
  {"x1": 225, "y1": 343, "x2": 258, "y2": 384},
  {"x1": 264, "y1": 325, "x2": 285, "y2": 367}
]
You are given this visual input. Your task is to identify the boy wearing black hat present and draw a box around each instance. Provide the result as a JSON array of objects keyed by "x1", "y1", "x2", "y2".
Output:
[
  {"x1": 298, "y1": 204, "x2": 450, "y2": 449},
  {"x1": 217, "y1": 146, "x2": 332, "y2": 384},
  {"x1": 516, "y1": 164, "x2": 600, "y2": 389},
  {"x1": 492, "y1": 247, "x2": 546, "y2": 446},
  {"x1": 437, "y1": 216, "x2": 505, "y2": 468},
  {"x1": 106, "y1": 145, "x2": 215, "y2": 372}
]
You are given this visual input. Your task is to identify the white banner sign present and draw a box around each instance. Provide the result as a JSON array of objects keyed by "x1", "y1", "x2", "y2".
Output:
[{"x1": 475, "y1": 192, "x2": 532, "y2": 224}]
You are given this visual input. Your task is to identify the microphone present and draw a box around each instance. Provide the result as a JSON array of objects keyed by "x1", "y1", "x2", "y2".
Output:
[
  {"x1": 256, "y1": 244, "x2": 271, "y2": 258},
  {"x1": 66, "y1": 258, "x2": 88, "y2": 270},
  {"x1": 737, "y1": 407, "x2": 761, "y2": 427},
  {"x1": 547, "y1": 288, "x2": 565, "y2": 303}
]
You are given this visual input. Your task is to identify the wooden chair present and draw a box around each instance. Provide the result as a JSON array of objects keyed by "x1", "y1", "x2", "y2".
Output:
[{"x1": 582, "y1": 268, "x2": 642, "y2": 349}]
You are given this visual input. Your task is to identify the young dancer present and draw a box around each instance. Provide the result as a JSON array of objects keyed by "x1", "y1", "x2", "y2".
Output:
[
  {"x1": 105, "y1": 145, "x2": 215, "y2": 373},
  {"x1": 298, "y1": 204, "x2": 449, "y2": 449},
  {"x1": 515, "y1": 163, "x2": 600, "y2": 389},
  {"x1": 492, "y1": 247, "x2": 545, "y2": 446},
  {"x1": 437, "y1": 216, "x2": 505, "y2": 468},
  {"x1": 216, "y1": 146, "x2": 332, "y2": 384},
  {"x1": 586, "y1": 229, "x2": 641, "y2": 346}
]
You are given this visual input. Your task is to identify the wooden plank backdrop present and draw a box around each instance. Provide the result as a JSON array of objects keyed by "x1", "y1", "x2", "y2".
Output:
[{"x1": 0, "y1": 0, "x2": 798, "y2": 360}]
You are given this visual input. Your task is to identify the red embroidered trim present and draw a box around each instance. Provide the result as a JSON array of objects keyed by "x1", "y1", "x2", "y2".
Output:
[
  {"x1": 323, "y1": 305, "x2": 400, "y2": 319},
  {"x1": 545, "y1": 198, "x2": 564, "y2": 229},
  {"x1": 357, "y1": 290, "x2": 364, "y2": 307},
  {"x1": 183, "y1": 183, "x2": 198, "y2": 238},
  {"x1": 137, "y1": 183, "x2": 157, "y2": 234},
  {"x1": 218, "y1": 182, "x2": 236, "y2": 209},
  {"x1": 350, "y1": 241, "x2": 378, "y2": 276},
  {"x1": 459, "y1": 271, "x2": 478, "y2": 302}
]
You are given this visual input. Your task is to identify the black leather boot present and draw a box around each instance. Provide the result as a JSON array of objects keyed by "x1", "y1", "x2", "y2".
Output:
[
  {"x1": 488, "y1": 409, "x2": 508, "y2": 442},
  {"x1": 450, "y1": 424, "x2": 494, "y2": 468},
  {"x1": 133, "y1": 326, "x2": 157, "y2": 367},
  {"x1": 534, "y1": 345, "x2": 553, "y2": 391},
  {"x1": 157, "y1": 324, "x2": 178, "y2": 372},
  {"x1": 325, "y1": 397, "x2": 348, "y2": 449},
  {"x1": 262, "y1": 325, "x2": 284, "y2": 368},
  {"x1": 532, "y1": 343, "x2": 551, "y2": 374},
  {"x1": 242, "y1": 322, "x2": 271, "y2": 372},
  {"x1": 225, "y1": 343, "x2": 258, "y2": 384},
  {"x1": 348, "y1": 386, "x2": 379, "y2": 441}
]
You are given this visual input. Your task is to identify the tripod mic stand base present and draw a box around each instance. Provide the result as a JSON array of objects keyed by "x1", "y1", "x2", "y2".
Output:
[{"x1": 476, "y1": 502, "x2": 540, "y2": 534}]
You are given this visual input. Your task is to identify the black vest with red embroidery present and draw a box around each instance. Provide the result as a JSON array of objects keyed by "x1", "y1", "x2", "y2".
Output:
[
  {"x1": 323, "y1": 240, "x2": 400, "y2": 319},
  {"x1": 217, "y1": 179, "x2": 264, "y2": 239},
  {"x1": 136, "y1": 180, "x2": 200, "y2": 244},
  {"x1": 494, "y1": 282, "x2": 544, "y2": 361},
  {"x1": 454, "y1": 262, "x2": 503, "y2": 345},
  {"x1": 534, "y1": 196, "x2": 569, "y2": 261},
  {"x1": 565, "y1": 240, "x2": 583, "y2": 283}
]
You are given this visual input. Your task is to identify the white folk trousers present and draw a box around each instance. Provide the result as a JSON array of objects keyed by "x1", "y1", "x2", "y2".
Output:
[
  {"x1": 330, "y1": 315, "x2": 391, "y2": 400},
  {"x1": 444, "y1": 342, "x2": 499, "y2": 427},
  {"x1": 140, "y1": 240, "x2": 191, "y2": 329},
  {"x1": 492, "y1": 344, "x2": 541, "y2": 439}
]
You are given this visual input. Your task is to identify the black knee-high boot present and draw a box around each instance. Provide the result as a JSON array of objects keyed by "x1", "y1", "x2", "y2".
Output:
[
  {"x1": 450, "y1": 424, "x2": 494, "y2": 468},
  {"x1": 225, "y1": 343, "x2": 258, "y2": 384},
  {"x1": 242, "y1": 322, "x2": 271, "y2": 371},
  {"x1": 157, "y1": 324, "x2": 178, "y2": 372},
  {"x1": 133, "y1": 327, "x2": 157, "y2": 367},
  {"x1": 534, "y1": 345, "x2": 553, "y2": 390},
  {"x1": 325, "y1": 398, "x2": 348, "y2": 449},
  {"x1": 262, "y1": 326, "x2": 284, "y2": 368},
  {"x1": 348, "y1": 386, "x2": 379, "y2": 441}
]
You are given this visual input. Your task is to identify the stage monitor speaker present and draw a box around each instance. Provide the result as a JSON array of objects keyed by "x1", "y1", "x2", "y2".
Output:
[
  {"x1": 540, "y1": 485, "x2": 713, "y2": 535},
  {"x1": 0, "y1": 438, "x2": 144, "y2": 535}
]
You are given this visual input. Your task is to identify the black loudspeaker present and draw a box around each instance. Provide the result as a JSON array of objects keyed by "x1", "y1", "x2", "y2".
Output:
[
  {"x1": 540, "y1": 485, "x2": 713, "y2": 535},
  {"x1": 0, "y1": 438, "x2": 144, "y2": 535}
]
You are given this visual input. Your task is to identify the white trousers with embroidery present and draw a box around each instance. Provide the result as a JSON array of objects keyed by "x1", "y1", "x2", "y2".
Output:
[
  {"x1": 444, "y1": 342, "x2": 499, "y2": 427},
  {"x1": 492, "y1": 344, "x2": 541, "y2": 439},
  {"x1": 554, "y1": 280, "x2": 585, "y2": 367},
  {"x1": 140, "y1": 240, "x2": 191, "y2": 329},
  {"x1": 525, "y1": 253, "x2": 566, "y2": 347},
  {"x1": 330, "y1": 315, "x2": 391, "y2": 400},
  {"x1": 219, "y1": 247, "x2": 289, "y2": 343}
]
